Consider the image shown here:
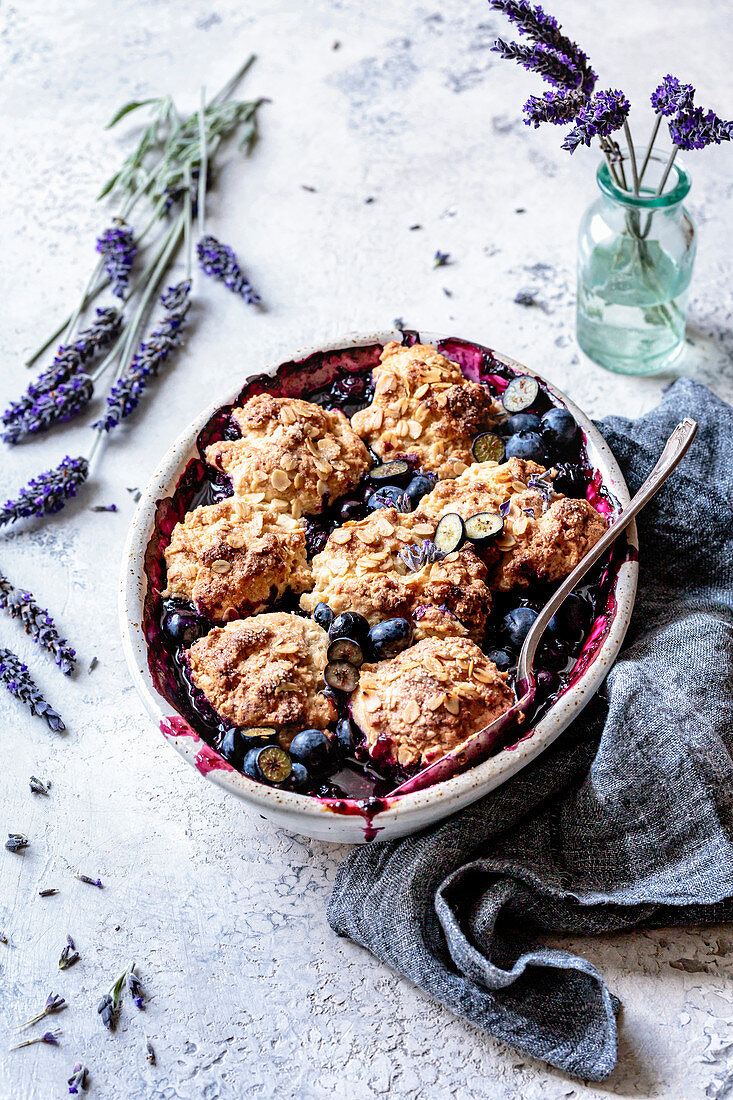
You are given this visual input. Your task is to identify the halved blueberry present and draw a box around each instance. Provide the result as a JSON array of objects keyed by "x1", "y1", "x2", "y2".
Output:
[
  {"x1": 464, "y1": 512, "x2": 503, "y2": 545},
  {"x1": 370, "y1": 459, "x2": 410, "y2": 483},
  {"x1": 329, "y1": 612, "x2": 370, "y2": 644},
  {"x1": 505, "y1": 412, "x2": 542, "y2": 436},
  {"x1": 434, "y1": 512, "x2": 465, "y2": 555},
  {"x1": 471, "y1": 432, "x2": 505, "y2": 464},
  {"x1": 503, "y1": 606, "x2": 539, "y2": 650},
  {"x1": 335, "y1": 717, "x2": 356, "y2": 755},
  {"x1": 327, "y1": 637, "x2": 364, "y2": 667},
  {"x1": 255, "y1": 745, "x2": 292, "y2": 784},
  {"x1": 504, "y1": 430, "x2": 548, "y2": 465},
  {"x1": 368, "y1": 617, "x2": 413, "y2": 660},
  {"x1": 502, "y1": 375, "x2": 539, "y2": 413},
  {"x1": 366, "y1": 485, "x2": 406, "y2": 512},
  {"x1": 313, "y1": 602, "x2": 334, "y2": 632},
  {"x1": 324, "y1": 661, "x2": 360, "y2": 693},
  {"x1": 487, "y1": 648, "x2": 514, "y2": 672},
  {"x1": 541, "y1": 407, "x2": 578, "y2": 452},
  {"x1": 403, "y1": 474, "x2": 437, "y2": 511},
  {"x1": 289, "y1": 729, "x2": 333, "y2": 773}
]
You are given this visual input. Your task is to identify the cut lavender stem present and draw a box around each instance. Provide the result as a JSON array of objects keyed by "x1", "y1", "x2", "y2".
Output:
[
  {"x1": 0, "y1": 455, "x2": 89, "y2": 529},
  {"x1": 0, "y1": 650, "x2": 66, "y2": 731},
  {"x1": 96, "y1": 221, "x2": 137, "y2": 298},
  {"x1": 16, "y1": 992, "x2": 66, "y2": 1030},
  {"x1": 197, "y1": 234, "x2": 260, "y2": 304},
  {"x1": 11, "y1": 1028, "x2": 62, "y2": 1050},
  {"x1": 0, "y1": 571, "x2": 76, "y2": 675}
]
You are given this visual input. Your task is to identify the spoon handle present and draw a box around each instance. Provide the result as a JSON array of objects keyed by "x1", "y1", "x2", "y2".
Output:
[{"x1": 516, "y1": 417, "x2": 698, "y2": 689}]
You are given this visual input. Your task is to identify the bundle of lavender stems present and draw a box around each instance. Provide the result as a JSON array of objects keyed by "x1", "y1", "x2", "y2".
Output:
[{"x1": 0, "y1": 59, "x2": 267, "y2": 726}]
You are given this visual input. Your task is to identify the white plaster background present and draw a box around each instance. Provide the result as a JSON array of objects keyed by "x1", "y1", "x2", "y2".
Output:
[{"x1": 0, "y1": 1, "x2": 732, "y2": 1097}]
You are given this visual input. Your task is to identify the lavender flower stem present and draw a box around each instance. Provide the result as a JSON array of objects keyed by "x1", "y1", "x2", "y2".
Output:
[
  {"x1": 24, "y1": 276, "x2": 110, "y2": 368},
  {"x1": 638, "y1": 115, "x2": 662, "y2": 186},
  {"x1": 210, "y1": 55, "x2": 256, "y2": 108},
  {"x1": 623, "y1": 121, "x2": 640, "y2": 193},
  {"x1": 655, "y1": 145, "x2": 679, "y2": 196},
  {"x1": 198, "y1": 87, "x2": 208, "y2": 239}
]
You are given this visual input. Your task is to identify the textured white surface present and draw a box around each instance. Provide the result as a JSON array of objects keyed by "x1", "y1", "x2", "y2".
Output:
[{"x1": 0, "y1": 1, "x2": 732, "y2": 1097}]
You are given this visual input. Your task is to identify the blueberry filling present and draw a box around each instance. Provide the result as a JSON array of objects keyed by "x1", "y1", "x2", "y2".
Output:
[{"x1": 147, "y1": 337, "x2": 625, "y2": 800}]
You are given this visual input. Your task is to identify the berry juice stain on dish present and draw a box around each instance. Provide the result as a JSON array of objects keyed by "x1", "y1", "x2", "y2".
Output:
[{"x1": 145, "y1": 334, "x2": 627, "y2": 813}]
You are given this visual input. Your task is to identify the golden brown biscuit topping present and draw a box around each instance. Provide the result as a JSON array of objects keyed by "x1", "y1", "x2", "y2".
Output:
[
  {"x1": 163, "y1": 498, "x2": 313, "y2": 622},
  {"x1": 205, "y1": 394, "x2": 371, "y2": 517},
  {"x1": 350, "y1": 342, "x2": 500, "y2": 479},
  {"x1": 187, "y1": 612, "x2": 336, "y2": 730},
  {"x1": 351, "y1": 636, "x2": 514, "y2": 767}
]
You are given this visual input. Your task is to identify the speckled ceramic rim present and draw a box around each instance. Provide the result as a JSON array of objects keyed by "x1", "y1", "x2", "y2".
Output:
[{"x1": 120, "y1": 330, "x2": 638, "y2": 842}]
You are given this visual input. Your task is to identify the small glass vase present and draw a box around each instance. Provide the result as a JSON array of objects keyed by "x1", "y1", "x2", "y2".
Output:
[{"x1": 576, "y1": 156, "x2": 696, "y2": 375}]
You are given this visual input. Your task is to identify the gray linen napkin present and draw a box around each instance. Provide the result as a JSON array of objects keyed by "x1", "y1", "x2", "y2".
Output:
[{"x1": 327, "y1": 377, "x2": 733, "y2": 1081}]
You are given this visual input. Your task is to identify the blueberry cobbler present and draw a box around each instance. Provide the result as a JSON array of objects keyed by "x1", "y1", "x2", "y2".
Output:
[{"x1": 146, "y1": 335, "x2": 624, "y2": 803}]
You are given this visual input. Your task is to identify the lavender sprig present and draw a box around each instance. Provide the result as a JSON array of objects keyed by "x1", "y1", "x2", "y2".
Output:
[
  {"x1": 3, "y1": 376, "x2": 95, "y2": 446},
  {"x1": 96, "y1": 221, "x2": 137, "y2": 298},
  {"x1": 650, "y1": 75, "x2": 696, "y2": 117},
  {"x1": 197, "y1": 235, "x2": 260, "y2": 304},
  {"x1": 0, "y1": 650, "x2": 65, "y2": 731},
  {"x1": 93, "y1": 280, "x2": 191, "y2": 432},
  {"x1": 15, "y1": 992, "x2": 66, "y2": 1030},
  {"x1": 668, "y1": 107, "x2": 733, "y2": 150},
  {"x1": 562, "y1": 89, "x2": 631, "y2": 153},
  {"x1": 0, "y1": 571, "x2": 76, "y2": 675},
  {"x1": 68, "y1": 1063, "x2": 89, "y2": 1094},
  {"x1": 523, "y1": 88, "x2": 588, "y2": 128},
  {"x1": 492, "y1": 38, "x2": 584, "y2": 91},
  {"x1": 3, "y1": 308, "x2": 120, "y2": 428},
  {"x1": 0, "y1": 455, "x2": 89, "y2": 529},
  {"x1": 5, "y1": 834, "x2": 30, "y2": 853},
  {"x1": 488, "y1": 1, "x2": 596, "y2": 91},
  {"x1": 398, "y1": 540, "x2": 444, "y2": 572},
  {"x1": 59, "y1": 935, "x2": 80, "y2": 971},
  {"x1": 11, "y1": 1028, "x2": 61, "y2": 1050}
]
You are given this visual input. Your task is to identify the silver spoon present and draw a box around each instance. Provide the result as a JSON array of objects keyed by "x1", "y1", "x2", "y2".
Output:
[{"x1": 390, "y1": 417, "x2": 698, "y2": 797}]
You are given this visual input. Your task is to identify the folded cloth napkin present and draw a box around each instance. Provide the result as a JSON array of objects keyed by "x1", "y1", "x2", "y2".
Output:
[{"x1": 328, "y1": 377, "x2": 733, "y2": 1081}]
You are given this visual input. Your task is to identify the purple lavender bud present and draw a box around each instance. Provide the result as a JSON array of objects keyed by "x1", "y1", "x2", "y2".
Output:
[
  {"x1": 562, "y1": 89, "x2": 630, "y2": 153},
  {"x1": 93, "y1": 281, "x2": 191, "y2": 432},
  {"x1": 40, "y1": 1029, "x2": 61, "y2": 1046},
  {"x1": 96, "y1": 222, "x2": 137, "y2": 298},
  {"x1": 127, "y1": 967, "x2": 146, "y2": 1009},
  {"x1": 5, "y1": 833, "x2": 30, "y2": 853},
  {"x1": 650, "y1": 75, "x2": 696, "y2": 117},
  {"x1": 0, "y1": 650, "x2": 65, "y2": 731},
  {"x1": 3, "y1": 308, "x2": 120, "y2": 429},
  {"x1": 489, "y1": 1, "x2": 596, "y2": 92},
  {"x1": 75, "y1": 874, "x2": 103, "y2": 888},
  {"x1": 0, "y1": 455, "x2": 89, "y2": 529},
  {"x1": 669, "y1": 106, "x2": 733, "y2": 150},
  {"x1": 0, "y1": 572, "x2": 76, "y2": 674},
  {"x1": 522, "y1": 88, "x2": 588, "y2": 127},
  {"x1": 197, "y1": 235, "x2": 260, "y2": 304},
  {"x1": 3, "y1": 375, "x2": 94, "y2": 445},
  {"x1": 68, "y1": 1063, "x2": 88, "y2": 1094}
]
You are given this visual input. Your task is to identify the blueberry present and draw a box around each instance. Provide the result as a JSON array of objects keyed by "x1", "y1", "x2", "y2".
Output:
[
  {"x1": 503, "y1": 606, "x2": 539, "y2": 650},
  {"x1": 368, "y1": 617, "x2": 413, "y2": 660},
  {"x1": 305, "y1": 521, "x2": 331, "y2": 558},
  {"x1": 339, "y1": 499, "x2": 364, "y2": 523},
  {"x1": 366, "y1": 485, "x2": 405, "y2": 512},
  {"x1": 219, "y1": 727, "x2": 247, "y2": 770},
  {"x1": 504, "y1": 431, "x2": 548, "y2": 465},
  {"x1": 290, "y1": 762, "x2": 310, "y2": 790},
  {"x1": 403, "y1": 474, "x2": 437, "y2": 511},
  {"x1": 331, "y1": 374, "x2": 366, "y2": 405},
  {"x1": 163, "y1": 609, "x2": 205, "y2": 646},
  {"x1": 289, "y1": 729, "x2": 333, "y2": 773},
  {"x1": 538, "y1": 639, "x2": 570, "y2": 672},
  {"x1": 313, "y1": 602, "x2": 334, "y2": 632},
  {"x1": 329, "y1": 611, "x2": 370, "y2": 644},
  {"x1": 335, "y1": 717, "x2": 356, "y2": 755},
  {"x1": 505, "y1": 412, "x2": 542, "y2": 436},
  {"x1": 242, "y1": 747, "x2": 261, "y2": 780},
  {"x1": 548, "y1": 593, "x2": 591, "y2": 641},
  {"x1": 541, "y1": 407, "x2": 578, "y2": 452},
  {"x1": 487, "y1": 648, "x2": 513, "y2": 672}
]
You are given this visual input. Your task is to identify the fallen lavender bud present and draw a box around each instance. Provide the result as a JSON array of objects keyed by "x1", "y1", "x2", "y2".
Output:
[
  {"x1": 96, "y1": 221, "x2": 137, "y2": 298},
  {"x1": 398, "y1": 540, "x2": 445, "y2": 573},
  {"x1": 59, "y1": 935, "x2": 80, "y2": 971},
  {"x1": 145, "y1": 1036, "x2": 156, "y2": 1064},
  {"x1": 0, "y1": 571, "x2": 76, "y2": 675},
  {"x1": 0, "y1": 455, "x2": 89, "y2": 529},
  {"x1": 0, "y1": 649, "x2": 66, "y2": 731},
  {"x1": 433, "y1": 251, "x2": 451, "y2": 268},
  {"x1": 39, "y1": 888, "x2": 59, "y2": 898},
  {"x1": 87, "y1": 657, "x2": 98, "y2": 674},
  {"x1": 197, "y1": 235, "x2": 260, "y2": 304},
  {"x1": 89, "y1": 504, "x2": 118, "y2": 512},
  {"x1": 2, "y1": 375, "x2": 94, "y2": 445},
  {"x1": 75, "y1": 874, "x2": 103, "y2": 888},
  {"x1": 0, "y1": 932, "x2": 8, "y2": 944},
  {"x1": 68, "y1": 1062, "x2": 89, "y2": 1094},
  {"x1": 11, "y1": 1028, "x2": 62, "y2": 1050},
  {"x1": 29, "y1": 776, "x2": 51, "y2": 795},
  {"x1": 3, "y1": 308, "x2": 121, "y2": 428},
  {"x1": 5, "y1": 834, "x2": 30, "y2": 853},
  {"x1": 93, "y1": 281, "x2": 191, "y2": 432},
  {"x1": 16, "y1": 992, "x2": 66, "y2": 1029},
  {"x1": 127, "y1": 965, "x2": 146, "y2": 1010}
]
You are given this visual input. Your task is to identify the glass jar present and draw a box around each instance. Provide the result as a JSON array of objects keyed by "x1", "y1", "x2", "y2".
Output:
[{"x1": 576, "y1": 157, "x2": 696, "y2": 375}]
